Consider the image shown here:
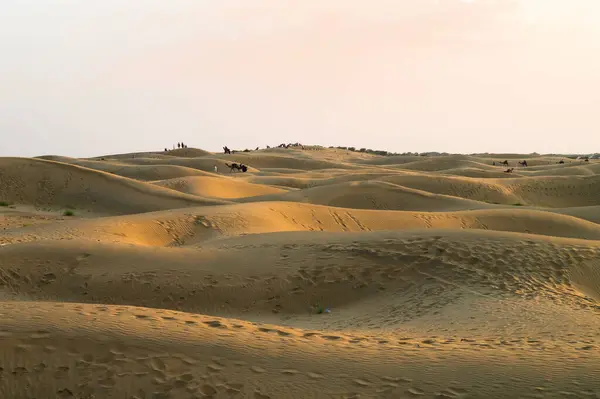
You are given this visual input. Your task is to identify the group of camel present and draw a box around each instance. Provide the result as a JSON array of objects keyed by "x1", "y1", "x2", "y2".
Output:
[
  {"x1": 494, "y1": 157, "x2": 589, "y2": 173},
  {"x1": 492, "y1": 160, "x2": 525, "y2": 173},
  {"x1": 224, "y1": 162, "x2": 248, "y2": 173},
  {"x1": 223, "y1": 143, "x2": 305, "y2": 154},
  {"x1": 221, "y1": 143, "x2": 304, "y2": 172},
  {"x1": 276, "y1": 142, "x2": 305, "y2": 149}
]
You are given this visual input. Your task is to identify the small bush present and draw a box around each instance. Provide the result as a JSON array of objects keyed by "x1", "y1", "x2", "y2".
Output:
[
  {"x1": 63, "y1": 210, "x2": 75, "y2": 216},
  {"x1": 0, "y1": 201, "x2": 10, "y2": 207},
  {"x1": 513, "y1": 203, "x2": 524, "y2": 206}
]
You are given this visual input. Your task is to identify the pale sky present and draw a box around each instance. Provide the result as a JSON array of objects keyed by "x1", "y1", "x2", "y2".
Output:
[{"x1": 1, "y1": 0, "x2": 599, "y2": 157}]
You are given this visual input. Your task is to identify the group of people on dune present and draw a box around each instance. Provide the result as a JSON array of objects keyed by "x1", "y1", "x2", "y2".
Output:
[{"x1": 163, "y1": 142, "x2": 188, "y2": 151}]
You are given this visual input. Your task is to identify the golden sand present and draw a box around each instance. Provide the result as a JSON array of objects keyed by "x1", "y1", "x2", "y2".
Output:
[{"x1": 1, "y1": 148, "x2": 600, "y2": 398}]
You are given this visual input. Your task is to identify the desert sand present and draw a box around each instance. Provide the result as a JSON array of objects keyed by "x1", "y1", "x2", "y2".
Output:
[{"x1": 1, "y1": 147, "x2": 600, "y2": 398}]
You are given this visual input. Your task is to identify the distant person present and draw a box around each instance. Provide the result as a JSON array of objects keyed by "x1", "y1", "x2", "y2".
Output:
[
  {"x1": 214, "y1": 165, "x2": 218, "y2": 173},
  {"x1": 177, "y1": 142, "x2": 181, "y2": 148}
]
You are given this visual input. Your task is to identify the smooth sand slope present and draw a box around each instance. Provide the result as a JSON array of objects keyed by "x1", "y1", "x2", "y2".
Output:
[
  {"x1": 2, "y1": 148, "x2": 600, "y2": 398},
  {"x1": 151, "y1": 176, "x2": 288, "y2": 199},
  {"x1": 0, "y1": 157, "x2": 230, "y2": 216},
  {"x1": 236, "y1": 180, "x2": 501, "y2": 211},
  {"x1": 5, "y1": 202, "x2": 600, "y2": 248},
  {"x1": 37, "y1": 155, "x2": 218, "y2": 181}
]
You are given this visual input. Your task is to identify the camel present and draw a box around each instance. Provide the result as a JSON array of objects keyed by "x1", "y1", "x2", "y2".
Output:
[
  {"x1": 518, "y1": 160, "x2": 528, "y2": 167},
  {"x1": 223, "y1": 146, "x2": 231, "y2": 155},
  {"x1": 501, "y1": 160, "x2": 509, "y2": 167},
  {"x1": 225, "y1": 163, "x2": 248, "y2": 173},
  {"x1": 504, "y1": 168, "x2": 514, "y2": 173}
]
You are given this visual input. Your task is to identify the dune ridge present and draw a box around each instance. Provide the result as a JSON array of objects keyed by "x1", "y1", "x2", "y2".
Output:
[{"x1": 2, "y1": 148, "x2": 600, "y2": 397}]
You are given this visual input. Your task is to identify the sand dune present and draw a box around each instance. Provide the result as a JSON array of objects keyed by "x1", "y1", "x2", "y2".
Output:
[
  {"x1": 2, "y1": 149, "x2": 600, "y2": 397},
  {"x1": 248, "y1": 168, "x2": 600, "y2": 207},
  {"x1": 37, "y1": 155, "x2": 217, "y2": 181},
  {"x1": 151, "y1": 176, "x2": 288, "y2": 199},
  {"x1": 237, "y1": 180, "x2": 500, "y2": 211},
  {"x1": 118, "y1": 151, "x2": 357, "y2": 172},
  {"x1": 3, "y1": 300, "x2": 599, "y2": 399},
  {"x1": 245, "y1": 170, "x2": 405, "y2": 190},
  {"x1": 4, "y1": 202, "x2": 600, "y2": 249},
  {"x1": 2, "y1": 229, "x2": 599, "y2": 323},
  {"x1": 552, "y1": 205, "x2": 600, "y2": 224},
  {"x1": 392, "y1": 157, "x2": 498, "y2": 172},
  {"x1": 0, "y1": 157, "x2": 229, "y2": 215},
  {"x1": 503, "y1": 175, "x2": 600, "y2": 207},
  {"x1": 525, "y1": 162, "x2": 600, "y2": 177},
  {"x1": 163, "y1": 147, "x2": 213, "y2": 157},
  {"x1": 118, "y1": 156, "x2": 262, "y2": 174}
]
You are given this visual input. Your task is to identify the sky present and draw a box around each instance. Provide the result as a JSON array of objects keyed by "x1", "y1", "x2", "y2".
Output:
[{"x1": 1, "y1": 0, "x2": 599, "y2": 157}]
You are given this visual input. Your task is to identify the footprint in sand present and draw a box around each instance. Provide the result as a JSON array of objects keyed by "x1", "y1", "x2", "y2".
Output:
[
  {"x1": 33, "y1": 363, "x2": 47, "y2": 373},
  {"x1": 353, "y1": 379, "x2": 372, "y2": 387},
  {"x1": 199, "y1": 384, "x2": 218, "y2": 396},
  {"x1": 383, "y1": 376, "x2": 413, "y2": 383},
  {"x1": 12, "y1": 366, "x2": 28, "y2": 376},
  {"x1": 29, "y1": 330, "x2": 51, "y2": 339},
  {"x1": 204, "y1": 320, "x2": 226, "y2": 328},
  {"x1": 406, "y1": 387, "x2": 426, "y2": 396},
  {"x1": 251, "y1": 366, "x2": 267, "y2": 374},
  {"x1": 56, "y1": 388, "x2": 74, "y2": 398},
  {"x1": 207, "y1": 364, "x2": 223, "y2": 372},
  {"x1": 150, "y1": 357, "x2": 166, "y2": 371}
]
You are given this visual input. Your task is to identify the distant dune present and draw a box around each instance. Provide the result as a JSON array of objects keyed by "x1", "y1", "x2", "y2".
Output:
[{"x1": 2, "y1": 148, "x2": 600, "y2": 398}]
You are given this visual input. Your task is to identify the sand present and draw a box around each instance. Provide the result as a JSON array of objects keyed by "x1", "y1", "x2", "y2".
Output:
[{"x1": 1, "y1": 149, "x2": 600, "y2": 398}]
